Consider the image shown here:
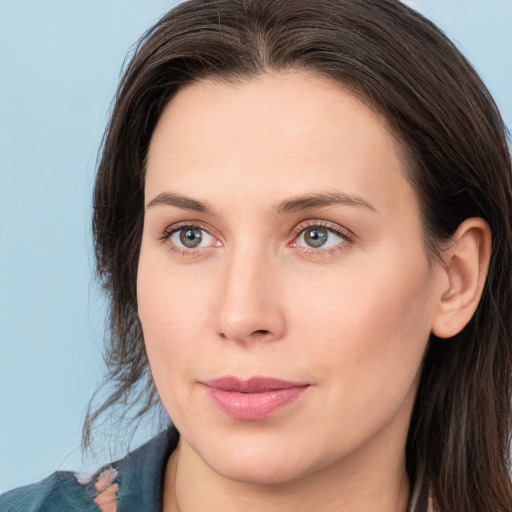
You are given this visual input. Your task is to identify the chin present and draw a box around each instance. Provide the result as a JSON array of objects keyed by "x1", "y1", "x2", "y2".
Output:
[
  {"x1": 209, "y1": 454, "x2": 311, "y2": 486},
  {"x1": 189, "y1": 431, "x2": 327, "y2": 486}
]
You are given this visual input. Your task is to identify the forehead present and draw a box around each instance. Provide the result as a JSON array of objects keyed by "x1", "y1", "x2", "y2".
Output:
[{"x1": 145, "y1": 71, "x2": 416, "y2": 219}]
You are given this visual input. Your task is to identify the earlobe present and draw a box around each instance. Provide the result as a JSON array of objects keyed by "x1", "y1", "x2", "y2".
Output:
[{"x1": 431, "y1": 218, "x2": 491, "y2": 339}]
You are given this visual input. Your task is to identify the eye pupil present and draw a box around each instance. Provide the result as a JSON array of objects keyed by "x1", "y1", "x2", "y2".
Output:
[
  {"x1": 180, "y1": 228, "x2": 203, "y2": 248},
  {"x1": 305, "y1": 227, "x2": 328, "y2": 248}
]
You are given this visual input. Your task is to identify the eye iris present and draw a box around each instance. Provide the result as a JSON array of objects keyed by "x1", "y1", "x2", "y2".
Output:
[
  {"x1": 179, "y1": 228, "x2": 203, "y2": 248},
  {"x1": 304, "y1": 227, "x2": 328, "y2": 248}
]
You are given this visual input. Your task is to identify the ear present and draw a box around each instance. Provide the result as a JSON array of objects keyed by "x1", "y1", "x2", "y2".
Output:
[{"x1": 432, "y1": 218, "x2": 492, "y2": 339}]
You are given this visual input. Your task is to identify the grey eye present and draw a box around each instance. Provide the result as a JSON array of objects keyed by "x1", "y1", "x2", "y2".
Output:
[
  {"x1": 303, "y1": 227, "x2": 329, "y2": 248},
  {"x1": 168, "y1": 225, "x2": 218, "y2": 252},
  {"x1": 179, "y1": 227, "x2": 203, "y2": 248},
  {"x1": 296, "y1": 225, "x2": 346, "y2": 250}
]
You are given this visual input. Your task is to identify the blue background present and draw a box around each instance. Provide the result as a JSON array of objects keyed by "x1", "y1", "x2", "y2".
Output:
[{"x1": 1, "y1": 0, "x2": 511, "y2": 493}]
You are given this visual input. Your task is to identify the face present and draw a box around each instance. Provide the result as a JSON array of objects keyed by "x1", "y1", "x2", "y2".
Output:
[{"x1": 138, "y1": 71, "x2": 441, "y2": 485}]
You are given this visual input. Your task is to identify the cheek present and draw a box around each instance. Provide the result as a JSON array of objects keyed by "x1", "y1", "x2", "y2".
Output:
[
  {"x1": 137, "y1": 254, "x2": 214, "y2": 392},
  {"x1": 275, "y1": 263, "x2": 433, "y2": 462},
  {"x1": 304, "y1": 255, "x2": 434, "y2": 410}
]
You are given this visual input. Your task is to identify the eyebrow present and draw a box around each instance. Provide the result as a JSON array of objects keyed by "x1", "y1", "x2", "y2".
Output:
[
  {"x1": 274, "y1": 191, "x2": 376, "y2": 215},
  {"x1": 145, "y1": 190, "x2": 376, "y2": 215},
  {"x1": 146, "y1": 192, "x2": 214, "y2": 213}
]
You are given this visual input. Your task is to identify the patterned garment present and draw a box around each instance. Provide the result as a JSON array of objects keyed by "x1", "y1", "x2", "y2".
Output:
[{"x1": 0, "y1": 429, "x2": 178, "y2": 512}]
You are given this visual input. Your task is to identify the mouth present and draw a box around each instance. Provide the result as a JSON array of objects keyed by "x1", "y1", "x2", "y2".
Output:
[{"x1": 202, "y1": 376, "x2": 310, "y2": 420}]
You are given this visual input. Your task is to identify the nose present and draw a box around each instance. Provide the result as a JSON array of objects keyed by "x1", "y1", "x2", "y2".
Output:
[{"x1": 213, "y1": 248, "x2": 286, "y2": 344}]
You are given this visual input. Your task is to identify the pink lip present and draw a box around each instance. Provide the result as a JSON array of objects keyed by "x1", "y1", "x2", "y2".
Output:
[{"x1": 203, "y1": 376, "x2": 309, "y2": 420}]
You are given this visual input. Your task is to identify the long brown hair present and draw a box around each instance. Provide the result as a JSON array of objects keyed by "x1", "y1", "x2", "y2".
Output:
[{"x1": 85, "y1": 1, "x2": 512, "y2": 510}]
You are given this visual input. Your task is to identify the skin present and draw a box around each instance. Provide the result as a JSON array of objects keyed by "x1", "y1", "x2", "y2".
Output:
[{"x1": 137, "y1": 71, "x2": 490, "y2": 512}]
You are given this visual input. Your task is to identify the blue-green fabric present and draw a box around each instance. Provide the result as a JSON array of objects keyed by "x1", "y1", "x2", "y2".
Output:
[{"x1": 0, "y1": 429, "x2": 178, "y2": 512}]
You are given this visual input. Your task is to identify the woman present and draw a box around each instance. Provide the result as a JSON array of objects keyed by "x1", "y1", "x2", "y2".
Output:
[{"x1": 1, "y1": 0, "x2": 511, "y2": 511}]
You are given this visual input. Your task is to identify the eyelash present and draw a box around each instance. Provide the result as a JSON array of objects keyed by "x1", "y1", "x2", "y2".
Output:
[
  {"x1": 160, "y1": 220, "x2": 354, "y2": 256},
  {"x1": 159, "y1": 221, "x2": 219, "y2": 256},
  {"x1": 290, "y1": 220, "x2": 354, "y2": 255}
]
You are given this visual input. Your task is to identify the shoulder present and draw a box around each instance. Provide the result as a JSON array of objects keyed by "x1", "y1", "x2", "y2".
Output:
[
  {"x1": 0, "y1": 470, "x2": 97, "y2": 512},
  {"x1": 0, "y1": 428, "x2": 179, "y2": 512}
]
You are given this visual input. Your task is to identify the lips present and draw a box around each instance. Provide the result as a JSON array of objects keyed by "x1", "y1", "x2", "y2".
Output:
[{"x1": 203, "y1": 376, "x2": 309, "y2": 420}]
